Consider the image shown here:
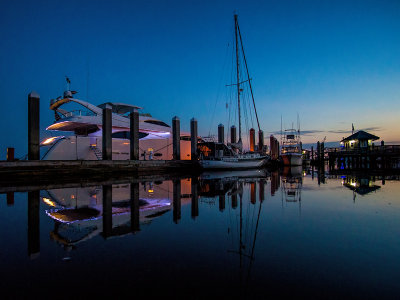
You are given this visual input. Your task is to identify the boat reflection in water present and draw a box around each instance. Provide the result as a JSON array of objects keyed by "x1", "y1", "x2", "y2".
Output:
[
  {"x1": 199, "y1": 169, "x2": 269, "y2": 296},
  {"x1": 281, "y1": 166, "x2": 303, "y2": 203},
  {"x1": 41, "y1": 180, "x2": 192, "y2": 247}
]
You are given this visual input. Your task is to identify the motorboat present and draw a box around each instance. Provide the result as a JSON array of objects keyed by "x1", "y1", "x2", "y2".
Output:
[
  {"x1": 40, "y1": 90, "x2": 191, "y2": 160},
  {"x1": 281, "y1": 128, "x2": 302, "y2": 166}
]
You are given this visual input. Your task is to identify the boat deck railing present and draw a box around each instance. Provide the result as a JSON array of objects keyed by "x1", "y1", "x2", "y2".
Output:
[{"x1": 60, "y1": 110, "x2": 97, "y2": 118}]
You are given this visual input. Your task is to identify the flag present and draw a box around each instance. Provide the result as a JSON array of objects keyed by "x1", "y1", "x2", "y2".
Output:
[
  {"x1": 66, "y1": 76, "x2": 71, "y2": 84},
  {"x1": 352, "y1": 123, "x2": 354, "y2": 133}
]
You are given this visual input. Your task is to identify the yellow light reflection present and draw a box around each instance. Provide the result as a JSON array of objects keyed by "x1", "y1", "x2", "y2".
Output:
[
  {"x1": 41, "y1": 137, "x2": 57, "y2": 145},
  {"x1": 42, "y1": 197, "x2": 56, "y2": 207}
]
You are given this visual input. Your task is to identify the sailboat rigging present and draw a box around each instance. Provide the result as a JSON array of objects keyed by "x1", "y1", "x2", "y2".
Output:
[{"x1": 198, "y1": 14, "x2": 270, "y2": 169}]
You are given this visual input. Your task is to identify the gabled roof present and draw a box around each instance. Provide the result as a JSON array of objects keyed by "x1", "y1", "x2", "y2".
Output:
[{"x1": 342, "y1": 130, "x2": 379, "y2": 142}]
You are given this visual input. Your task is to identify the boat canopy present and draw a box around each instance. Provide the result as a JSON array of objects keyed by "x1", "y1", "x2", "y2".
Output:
[
  {"x1": 98, "y1": 102, "x2": 143, "y2": 116},
  {"x1": 50, "y1": 97, "x2": 102, "y2": 115}
]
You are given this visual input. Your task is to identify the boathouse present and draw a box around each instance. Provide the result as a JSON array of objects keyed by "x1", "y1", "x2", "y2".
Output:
[{"x1": 340, "y1": 130, "x2": 379, "y2": 150}]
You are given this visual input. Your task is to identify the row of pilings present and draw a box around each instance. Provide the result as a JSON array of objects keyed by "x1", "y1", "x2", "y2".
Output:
[
  {"x1": 25, "y1": 91, "x2": 266, "y2": 161},
  {"x1": 217, "y1": 123, "x2": 266, "y2": 153},
  {"x1": 17, "y1": 176, "x2": 272, "y2": 259},
  {"x1": 24, "y1": 91, "x2": 276, "y2": 162}
]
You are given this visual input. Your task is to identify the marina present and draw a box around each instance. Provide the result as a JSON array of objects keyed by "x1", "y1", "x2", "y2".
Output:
[{"x1": 1, "y1": 2, "x2": 400, "y2": 299}]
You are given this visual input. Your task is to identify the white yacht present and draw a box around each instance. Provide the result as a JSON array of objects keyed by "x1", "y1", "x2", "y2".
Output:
[
  {"x1": 280, "y1": 128, "x2": 302, "y2": 166},
  {"x1": 40, "y1": 90, "x2": 191, "y2": 160}
]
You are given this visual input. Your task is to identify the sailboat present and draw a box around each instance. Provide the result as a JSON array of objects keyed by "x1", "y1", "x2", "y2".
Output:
[{"x1": 198, "y1": 15, "x2": 270, "y2": 169}]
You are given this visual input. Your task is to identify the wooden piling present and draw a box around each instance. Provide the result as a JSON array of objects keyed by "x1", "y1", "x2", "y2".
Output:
[
  {"x1": 28, "y1": 190, "x2": 40, "y2": 258},
  {"x1": 231, "y1": 125, "x2": 237, "y2": 144},
  {"x1": 259, "y1": 179, "x2": 265, "y2": 202},
  {"x1": 311, "y1": 146, "x2": 314, "y2": 161},
  {"x1": 130, "y1": 109, "x2": 139, "y2": 160},
  {"x1": 250, "y1": 182, "x2": 256, "y2": 204},
  {"x1": 130, "y1": 182, "x2": 140, "y2": 232},
  {"x1": 219, "y1": 195, "x2": 225, "y2": 212},
  {"x1": 249, "y1": 128, "x2": 255, "y2": 152},
  {"x1": 190, "y1": 118, "x2": 198, "y2": 161},
  {"x1": 218, "y1": 124, "x2": 224, "y2": 144},
  {"x1": 258, "y1": 130, "x2": 264, "y2": 153},
  {"x1": 232, "y1": 194, "x2": 238, "y2": 209},
  {"x1": 102, "y1": 185, "x2": 112, "y2": 238},
  {"x1": 191, "y1": 178, "x2": 199, "y2": 219},
  {"x1": 102, "y1": 106, "x2": 112, "y2": 160},
  {"x1": 172, "y1": 117, "x2": 180, "y2": 160},
  {"x1": 7, "y1": 148, "x2": 14, "y2": 162},
  {"x1": 173, "y1": 179, "x2": 181, "y2": 223},
  {"x1": 6, "y1": 192, "x2": 14, "y2": 206},
  {"x1": 28, "y1": 91, "x2": 40, "y2": 160}
]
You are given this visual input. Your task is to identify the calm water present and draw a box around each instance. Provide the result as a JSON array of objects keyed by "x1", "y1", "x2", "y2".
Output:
[{"x1": 1, "y1": 167, "x2": 400, "y2": 299}]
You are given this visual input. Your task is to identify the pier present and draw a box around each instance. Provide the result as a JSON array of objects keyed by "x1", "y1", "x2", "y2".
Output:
[
  {"x1": 0, "y1": 159, "x2": 200, "y2": 184},
  {"x1": 328, "y1": 145, "x2": 400, "y2": 170}
]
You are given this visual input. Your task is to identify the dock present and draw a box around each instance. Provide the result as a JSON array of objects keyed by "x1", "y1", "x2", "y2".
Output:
[
  {"x1": 327, "y1": 145, "x2": 400, "y2": 170},
  {"x1": 0, "y1": 160, "x2": 201, "y2": 186}
]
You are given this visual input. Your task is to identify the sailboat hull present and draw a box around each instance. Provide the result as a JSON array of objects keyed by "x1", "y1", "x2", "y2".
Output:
[{"x1": 199, "y1": 156, "x2": 269, "y2": 169}]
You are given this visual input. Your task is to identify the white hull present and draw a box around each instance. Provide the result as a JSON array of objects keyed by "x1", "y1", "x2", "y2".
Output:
[
  {"x1": 199, "y1": 155, "x2": 269, "y2": 169},
  {"x1": 41, "y1": 135, "x2": 191, "y2": 160},
  {"x1": 281, "y1": 153, "x2": 302, "y2": 166}
]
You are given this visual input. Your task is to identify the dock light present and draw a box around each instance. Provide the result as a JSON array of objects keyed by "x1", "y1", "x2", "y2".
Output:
[{"x1": 148, "y1": 189, "x2": 154, "y2": 193}]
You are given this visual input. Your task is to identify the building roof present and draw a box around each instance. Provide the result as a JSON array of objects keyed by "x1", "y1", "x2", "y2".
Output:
[{"x1": 341, "y1": 130, "x2": 379, "y2": 142}]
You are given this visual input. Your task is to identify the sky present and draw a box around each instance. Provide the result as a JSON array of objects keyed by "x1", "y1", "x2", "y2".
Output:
[{"x1": 0, "y1": 0, "x2": 399, "y2": 158}]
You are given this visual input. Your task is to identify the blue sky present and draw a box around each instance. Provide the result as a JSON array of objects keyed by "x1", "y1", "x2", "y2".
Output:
[{"x1": 1, "y1": 0, "x2": 399, "y2": 158}]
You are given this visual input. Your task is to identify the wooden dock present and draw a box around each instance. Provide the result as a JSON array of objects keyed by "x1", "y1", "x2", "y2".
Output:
[
  {"x1": 327, "y1": 145, "x2": 400, "y2": 170},
  {"x1": 0, "y1": 160, "x2": 201, "y2": 184}
]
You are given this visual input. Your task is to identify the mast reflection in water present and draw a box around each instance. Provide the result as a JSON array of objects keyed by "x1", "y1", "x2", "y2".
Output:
[{"x1": 1, "y1": 169, "x2": 400, "y2": 298}]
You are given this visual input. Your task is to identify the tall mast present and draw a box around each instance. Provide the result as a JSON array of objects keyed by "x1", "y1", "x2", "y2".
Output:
[
  {"x1": 234, "y1": 14, "x2": 242, "y2": 144},
  {"x1": 237, "y1": 20, "x2": 261, "y2": 131}
]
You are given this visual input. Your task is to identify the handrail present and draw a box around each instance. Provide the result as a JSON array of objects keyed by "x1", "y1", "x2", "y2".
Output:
[{"x1": 326, "y1": 145, "x2": 400, "y2": 154}]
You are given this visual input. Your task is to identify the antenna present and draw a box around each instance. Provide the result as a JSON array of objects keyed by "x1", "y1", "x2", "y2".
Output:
[
  {"x1": 65, "y1": 76, "x2": 71, "y2": 90},
  {"x1": 280, "y1": 115, "x2": 282, "y2": 145},
  {"x1": 297, "y1": 113, "x2": 300, "y2": 135}
]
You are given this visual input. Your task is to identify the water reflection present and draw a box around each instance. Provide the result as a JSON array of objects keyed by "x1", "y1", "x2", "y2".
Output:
[
  {"x1": 2, "y1": 167, "x2": 400, "y2": 298},
  {"x1": 281, "y1": 166, "x2": 302, "y2": 203},
  {"x1": 42, "y1": 181, "x2": 176, "y2": 247},
  {"x1": 342, "y1": 175, "x2": 381, "y2": 195},
  {"x1": 199, "y1": 169, "x2": 268, "y2": 296}
]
